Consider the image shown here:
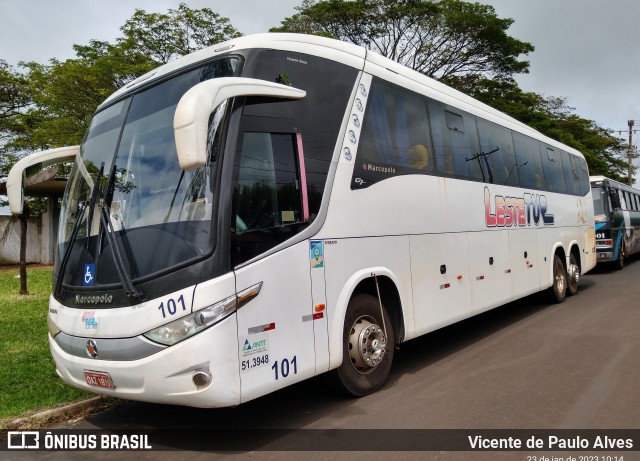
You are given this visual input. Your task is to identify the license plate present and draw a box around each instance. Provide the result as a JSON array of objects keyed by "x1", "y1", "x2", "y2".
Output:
[{"x1": 84, "y1": 370, "x2": 115, "y2": 389}]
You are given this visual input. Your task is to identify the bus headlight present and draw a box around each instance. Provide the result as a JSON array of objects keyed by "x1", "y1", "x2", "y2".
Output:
[
  {"x1": 143, "y1": 295, "x2": 237, "y2": 346},
  {"x1": 142, "y1": 282, "x2": 262, "y2": 346},
  {"x1": 48, "y1": 315, "x2": 61, "y2": 338}
]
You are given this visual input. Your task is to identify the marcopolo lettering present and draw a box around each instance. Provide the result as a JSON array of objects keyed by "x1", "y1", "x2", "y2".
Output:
[
  {"x1": 75, "y1": 294, "x2": 114, "y2": 305},
  {"x1": 484, "y1": 186, "x2": 554, "y2": 228}
]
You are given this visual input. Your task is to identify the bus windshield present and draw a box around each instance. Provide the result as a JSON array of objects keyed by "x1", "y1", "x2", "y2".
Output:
[{"x1": 56, "y1": 58, "x2": 238, "y2": 292}]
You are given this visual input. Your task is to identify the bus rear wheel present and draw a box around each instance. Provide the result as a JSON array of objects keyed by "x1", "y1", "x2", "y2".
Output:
[
  {"x1": 328, "y1": 294, "x2": 394, "y2": 397},
  {"x1": 615, "y1": 243, "x2": 625, "y2": 270},
  {"x1": 567, "y1": 253, "x2": 580, "y2": 296},
  {"x1": 550, "y1": 254, "x2": 567, "y2": 303}
]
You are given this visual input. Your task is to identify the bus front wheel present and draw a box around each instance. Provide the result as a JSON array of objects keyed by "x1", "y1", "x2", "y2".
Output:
[{"x1": 328, "y1": 294, "x2": 394, "y2": 397}]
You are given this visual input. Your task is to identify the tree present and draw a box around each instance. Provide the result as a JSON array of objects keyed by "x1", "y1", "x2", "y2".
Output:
[
  {"x1": 273, "y1": 1, "x2": 626, "y2": 181},
  {"x1": 119, "y1": 3, "x2": 242, "y2": 64},
  {"x1": 15, "y1": 46, "x2": 155, "y2": 150},
  {"x1": 0, "y1": 60, "x2": 30, "y2": 141},
  {"x1": 271, "y1": 0, "x2": 534, "y2": 80},
  {"x1": 1, "y1": 60, "x2": 31, "y2": 208},
  {"x1": 7, "y1": 3, "x2": 241, "y2": 152},
  {"x1": 1, "y1": 4, "x2": 241, "y2": 294},
  {"x1": 0, "y1": 60, "x2": 30, "y2": 172}
]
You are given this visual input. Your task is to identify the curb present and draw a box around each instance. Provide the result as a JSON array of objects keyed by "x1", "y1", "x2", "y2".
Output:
[{"x1": 7, "y1": 396, "x2": 110, "y2": 429}]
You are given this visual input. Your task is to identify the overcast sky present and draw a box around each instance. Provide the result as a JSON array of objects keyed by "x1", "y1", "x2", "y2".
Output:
[{"x1": 1, "y1": 0, "x2": 639, "y2": 156}]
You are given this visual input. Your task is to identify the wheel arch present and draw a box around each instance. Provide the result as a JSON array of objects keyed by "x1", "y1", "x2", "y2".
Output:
[
  {"x1": 546, "y1": 243, "x2": 567, "y2": 289},
  {"x1": 568, "y1": 241, "x2": 582, "y2": 271},
  {"x1": 328, "y1": 267, "x2": 406, "y2": 370}
]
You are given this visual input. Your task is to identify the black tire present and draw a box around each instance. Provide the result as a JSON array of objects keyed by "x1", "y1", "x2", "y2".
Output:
[
  {"x1": 615, "y1": 243, "x2": 625, "y2": 270},
  {"x1": 549, "y1": 254, "x2": 567, "y2": 304},
  {"x1": 326, "y1": 293, "x2": 395, "y2": 397},
  {"x1": 567, "y1": 252, "x2": 579, "y2": 296}
]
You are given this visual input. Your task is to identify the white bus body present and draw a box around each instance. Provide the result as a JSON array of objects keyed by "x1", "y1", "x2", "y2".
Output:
[{"x1": 9, "y1": 33, "x2": 596, "y2": 407}]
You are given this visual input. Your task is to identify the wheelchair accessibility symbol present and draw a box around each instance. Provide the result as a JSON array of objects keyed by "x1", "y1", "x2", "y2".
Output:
[{"x1": 83, "y1": 264, "x2": 95, "y2": 286}]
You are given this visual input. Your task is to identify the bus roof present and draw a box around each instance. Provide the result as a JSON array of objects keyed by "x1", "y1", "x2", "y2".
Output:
[
  {"x1": 99, "y1": 33, "x2": 584, "y2": 160},
  {"x1": 590, "y1": 175, "x2": 640, "y2": 192}
]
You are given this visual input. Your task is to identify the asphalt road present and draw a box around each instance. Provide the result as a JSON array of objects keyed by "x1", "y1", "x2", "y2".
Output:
[{"x1": 10, "y1": 257, "x2": 640, "y2": 460}]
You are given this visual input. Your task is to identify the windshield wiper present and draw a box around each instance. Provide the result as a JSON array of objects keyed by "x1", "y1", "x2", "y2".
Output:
[
  {"x1": 55, "y1": 162, "x2": 105, "y2": 297},
  {"x1": 85, "y1": 162, "x2": 105, "y2": 250},
  {"x1": 54, "y1": 201, "x2": 87, "y2": 298},
  {"x1": 99, "y1": 163, "x2": 146, "y2": 301}
]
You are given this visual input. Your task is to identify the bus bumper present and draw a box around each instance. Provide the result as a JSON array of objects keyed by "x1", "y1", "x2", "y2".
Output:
[
  {"x1": 49, "y1": 316, "x2": 241, "y2": 408},
  {"x1": 596, "y1": 248, "x2": 613, "y2": 262}
]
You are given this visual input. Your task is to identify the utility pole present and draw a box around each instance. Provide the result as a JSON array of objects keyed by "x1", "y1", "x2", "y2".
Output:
[{"x1": 629, "y1": 120, "x2": 635, "y2": 185}]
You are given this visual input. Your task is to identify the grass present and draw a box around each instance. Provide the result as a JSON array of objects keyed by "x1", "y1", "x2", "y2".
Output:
[{"x1": 0, "y1": 265, "x2": 93, "y2": 425}]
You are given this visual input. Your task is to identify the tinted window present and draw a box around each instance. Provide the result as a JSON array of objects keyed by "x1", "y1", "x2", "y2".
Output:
[
  {"x1": 561, "y1": 150, "x2": 581, "y2": 195},
  {"x1": 352, "y1": 79, "x2": 433, "y2": 188},
  {"x1": 234, "y1": 132, "x2": 303, "y2": 232},
  {"x1": 231, "y1": 116, "x2": 308, "y2": 265},
  {"x1": 477, "y1": 118, "x2": 518, "y2": 185},
  {"x1": 429, "y1": 102, "x2": 483, "y2": 180},
  {"x1": 617, "y1": 189, "x2": 624, "y2": 209},
  {"x1": 541, "y1": 145, "x2": 567, "y2": 193},
  {"x1": 513, "y1": 131, "x2": 545, "y2": 189},
  {"x1": 575, "y1": 155, "x2": 591, "y2": 196},
  {"x1": 249, "y1": 50, "x2": 358, "y2": 216},
  {"x1": 358, "y1": 81, "x2": 431, "y2": 168}
]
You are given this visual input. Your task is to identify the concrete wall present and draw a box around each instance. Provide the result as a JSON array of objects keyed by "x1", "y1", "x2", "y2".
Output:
[{"x1": 0, "y1": 202, "x2": 56, "y2": 265}]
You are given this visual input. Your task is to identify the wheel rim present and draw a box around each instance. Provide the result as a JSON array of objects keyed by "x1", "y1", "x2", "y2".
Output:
[
  {"x1": 568, "y1": 261, "x2": 580, "y2": 286},
  {"x1": 348, "y1": 316, "x2": 387, "y2": 374},
  {"x1": 555, "y1": 261, "x2": 566, "y2": 294}
]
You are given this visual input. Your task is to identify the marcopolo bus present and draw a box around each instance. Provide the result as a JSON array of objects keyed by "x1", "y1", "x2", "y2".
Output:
[
  {"x1": 7, "y1": 33, "x2": 596, "y2": 407},
  {"x1": 590, "y1": 175, "x2": 640, "y2": 268}
]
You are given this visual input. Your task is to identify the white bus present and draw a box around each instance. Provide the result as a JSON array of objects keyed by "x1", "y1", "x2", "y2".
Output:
[{"x1": 8, "y1": 33, "x2": 596, "y2": 407}]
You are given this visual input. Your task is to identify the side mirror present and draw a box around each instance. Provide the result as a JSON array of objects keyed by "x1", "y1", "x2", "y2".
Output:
[
  {"x1": 7, "y1": 145, "x2": 80, "y2": 214},
  {"x1": 173, "y1": 77, "x2": 306, "y2": 170}
]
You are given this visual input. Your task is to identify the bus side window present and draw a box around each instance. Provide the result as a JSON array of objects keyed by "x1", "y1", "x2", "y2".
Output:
[
  {"x1": 622, "y1": 191, "x2": 629, "y2": 210},
  {"x1": 609, "y1": 188, "x2": 621, "y2": 209},
  {"x1": 352, "y1": 78, "x2": 434, "y2": 188},
  {"x1": 576, "y1": 156, "x2": 591, "y2": 196},
  {"x1": 428, "y1": 102, "x2": 482, "y2": 180},
  {"x1": 443, "y1": 110, "x2": 464, "y2": 175},
  {"x1": 476, "y1": 118, "x2": 517, "y2": 186},
  {"x1": 541, "y1": 145, "x2": 567, "y2": 194},
  {"x1": 358, "y1": 81, "x2": 432, "y2": 170},
  {"x1": 513, "y1": 131, "x2": 545, "y2": 190},
  {"x1": 560, "y1": 150, "x2": 580, "y2": 195}
]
